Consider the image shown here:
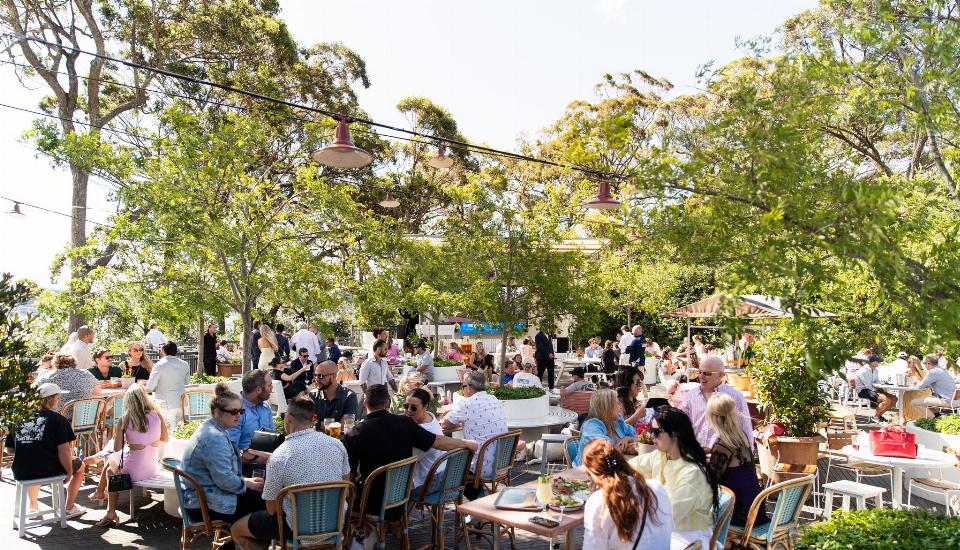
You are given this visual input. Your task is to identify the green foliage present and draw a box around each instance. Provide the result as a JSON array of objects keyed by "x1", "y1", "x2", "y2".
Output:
[
  {"x1": 434, "y1": 358, "x2": 462, "y2": 368},
  {"x1": 0, "y1": 274, "x2": 41, "y2": 427},
  {"x1": 487, "y1": 386, "x2": 546, "y2": 400},
  {"x1": 913, "y1": 414, "x2": 960, "y2": 436},
  {"x1": 274, "y1": 414, "x2": 286, "y2": 436},
  {"x1": 747, "y1": 321, "x2": 830, "y2": 437},
  {"x1": 189, "y1": 373, "x2": 234, "y2": 385},
  {"x1": 172, "y1": 420, "x2": 204, "y2": 440},
  {"x1": 796, "y1": 508, "x2": 960, "y2": 549}
]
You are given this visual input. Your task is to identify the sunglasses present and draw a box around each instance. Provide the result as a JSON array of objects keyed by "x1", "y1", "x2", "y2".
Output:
[
  {"x1": 402, "y1": 403, "x2": 419, "y2": 412},
  {"x1": 220, "y1": 407, "x2": 243, "y2": 416},
  {"x1": 102, "y1": 355, "x2": 114, "y2": 360},
  {"x1": 699, "y1": 371, "x2": 720, "y2": 377},
  {"x1": 649, "y1": 427, "x2": 664, "y2": 438},
  {"x1": 300, "y1": 352, "x2": 309, "y2": 356}
]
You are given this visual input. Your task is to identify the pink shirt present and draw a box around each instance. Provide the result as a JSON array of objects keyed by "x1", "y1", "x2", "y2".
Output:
[{"x1": 680, "y1": 383, "x2": 754, "y2": 449}]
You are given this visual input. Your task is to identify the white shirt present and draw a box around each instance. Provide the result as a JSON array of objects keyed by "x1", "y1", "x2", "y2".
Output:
[
  {"x1": 290, "y1": 329, "x2": 321, "y2": 359},
  {"x1": 618, "y1": 332, "x2": 635, "y2": 353},
  {"x1": 855, "y1": 366, "x2": 878, "y2": 393},
  {"x1": 69, "y1": 339, "x2": 93, "y2": 372},
  {"x1": 359, "y1": 356, "x2": 394, "y2": 387},
  {"x1": 645, "y1": 342, "x2": 661, "y2": 357},
  {"x1": 145, "y1": 328, "x2": 168, "y2": 348},
  {"x1": 146, "y1": 355, "x2": 191, "y2": 413},
  {"x1": 510, "y1": 372, "x2": 543, "y2": 389},
  {"x1": 445, "y1": 391, "x2": 508, "y2": 474},
  {"x1": 216, "y1": 346, "x2": 233, "y2": 363},
  {"x1": 583, "y1": 478, "x2": 673, "y2": 550},
  {"x1": 412, "y1": 413, "x2": 446, "y2": 488}
]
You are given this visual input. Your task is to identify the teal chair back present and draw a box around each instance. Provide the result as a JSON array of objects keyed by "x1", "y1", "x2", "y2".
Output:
[
  {"x1": 416, "y1": 448, "x2": 474, "y2": 505},
  {"x1": 735, "y1": 474, "x2": 814, "y2": 547},
  {"x1": 361, "y1": 456, "x2": 417, "y2": 520},
  {"x1": 474, "y1": 430, "x2": 521, "y2": 486},
  {"x1": 104, "y1": 395, "x2": 126, "y2": 428},
  {"x1": 277, "y1": 481, "x2": 354, "y2": 550},
  {"x1": 711, "y1": 485, "x2": 736, "y2": 549},
  {"x1": 162, "y1": 458, "x2": 200, "y2": 530},
  {"x1": 181, "y1": 390, "x2": 213, "y2": 423},
  {"x1": 66, "y1": 397, "x2": 104, "y2": 431}
]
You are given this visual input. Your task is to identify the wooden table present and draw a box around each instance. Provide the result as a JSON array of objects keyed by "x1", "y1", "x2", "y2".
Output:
[{"x1": 457, "y1": 468, "x2": 588, "y2": 550}]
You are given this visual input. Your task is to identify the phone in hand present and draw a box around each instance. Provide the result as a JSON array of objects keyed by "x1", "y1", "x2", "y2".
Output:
[{"x1": 529, "y1": 515, "x2": 559, "y2": 528}]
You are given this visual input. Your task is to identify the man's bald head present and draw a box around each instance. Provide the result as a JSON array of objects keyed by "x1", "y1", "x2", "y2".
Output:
[
  {"x1": 701, "y1": 355, "x2": 725, "y2": 372},
  {"x1": 699, "y1": 355, "x2": 726, "y2": 391}
]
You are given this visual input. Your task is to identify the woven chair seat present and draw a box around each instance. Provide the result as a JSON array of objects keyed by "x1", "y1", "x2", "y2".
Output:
[
  {"x1": 844, "y1": 461, "x2": 893, "y2": 474},
  {"x1": 912, "y1": 477, "x2": 960, "y2": 490}
]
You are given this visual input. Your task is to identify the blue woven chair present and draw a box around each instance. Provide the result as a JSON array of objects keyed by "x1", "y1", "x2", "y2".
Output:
[
  {"x1": 353, "y1": 456, "x2": 417, "y2": 550},
  {"x1": 61, "y1": 397, "x2": 105, "y2": 461},
  {"x1": 728, "y1": 474, "x2": 814, "y2": 550},
  {"x1": 464, "y1": 431, "x2": 521, "y2": 549},
  {"x1": 711, "y1": 485, "x2": 736, "y2": 550},
  {"x1": 409, "y1": 448, "x2": 474, "y2": 550},
  {"x1": 161, "y1": 457, "x2": 232, "y2": 549},
  {"x1": 276, "y1": 481, "x2": 354, "y2": 550},
  {"x1": 100, "y1": 394, "x2": 126, "y2": 442},
  {"x1": 180, "y1": 390, "x2": 214, "y2": 424}
]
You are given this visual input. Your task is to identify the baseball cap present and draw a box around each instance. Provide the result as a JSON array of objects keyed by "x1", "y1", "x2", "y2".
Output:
[
  {"x1": 868, "y1": 354, "x2": 882, "y2": 363},
  {"x1": 37, "y1": 382, "x2": 67, "y2": 399},
  {"x1": 571, "y1": 367, "x2": 587, "y2": 378},
  {"x1": 896, "y1": 351, "x2": 908, "y2": 360}
]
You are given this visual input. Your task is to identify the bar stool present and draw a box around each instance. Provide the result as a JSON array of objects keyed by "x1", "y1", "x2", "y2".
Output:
[
  {"x1": 822, "y1": 480, "x2": 886, "y2": 517},
  {"x1": 13, "y1": 475, "x2": 68, "y2": 537}
]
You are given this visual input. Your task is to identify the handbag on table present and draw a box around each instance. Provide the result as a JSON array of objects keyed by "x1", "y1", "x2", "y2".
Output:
[{"x1": 869, "y1": 425, "x2": 918, "y2": 459}]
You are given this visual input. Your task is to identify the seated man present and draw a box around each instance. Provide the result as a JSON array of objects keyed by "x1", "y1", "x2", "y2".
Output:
[
  {"x1": 856, "y1": 354, "x2": 897, "y2": 424},
  {"x1": 560, "y1": 367, "x2": 595, "y2": 396},
  {"x1": 308, "y1": 360, "x2": 360, "y2": 426},
  {"x1": 231, "y1": 396, "x2": 350, "y2": 548},
  {"x1": 509, "y1": 362, "x2": 544, "y2": 389},
  {"x1": 226, "y1": 370, "x2": 276, "y2": 473},
  {"x1": 343, "y1": 385, "x2": 476, "y2": 547},
  {"x1": 911, "y1": 354, "x2": 959, "y2": 418},
  {"x1": 501, "y1": 359, "x2": 518, "y2": 386},
  {"x1": 441, "y1": 370, "x2": 510, "y2": 490}
]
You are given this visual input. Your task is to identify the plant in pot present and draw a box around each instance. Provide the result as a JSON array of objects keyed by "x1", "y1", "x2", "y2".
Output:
[{"x1": 747, "y1": 321, "x2": 831, "y2": 477}]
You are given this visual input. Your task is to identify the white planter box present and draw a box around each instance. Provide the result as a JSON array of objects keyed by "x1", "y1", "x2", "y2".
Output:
[
  {"x1": 452, "y1": 392, "x2": 549, "y2": 422},
  {"x1": 905, "y1": 421, "x2": 960, "y2": 503},
  {"x1": 432, "y1": 367, "x2": 462, "y2": 383}
]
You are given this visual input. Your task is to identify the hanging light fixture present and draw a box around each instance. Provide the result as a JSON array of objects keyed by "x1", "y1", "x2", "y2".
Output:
[
  {"x1": 6, "y1": 202, "x2": 25, "y2": 218},
  {"x1": 310, "y1": 117, "x2": 374, "y2": 169},
  {"x1": 427, "y1": 145, "x2": 454, "y2": 169},
  {"x1": 582, "y1": 179, "x2": 621, "y2": 210},
  {"x1": 379, "y1": 191, "x2": 400, "y2": 208}
]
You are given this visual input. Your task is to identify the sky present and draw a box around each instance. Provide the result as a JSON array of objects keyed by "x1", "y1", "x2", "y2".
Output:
[{"x1": 0, "y1": 0, "x2": 818, "y2": 287}]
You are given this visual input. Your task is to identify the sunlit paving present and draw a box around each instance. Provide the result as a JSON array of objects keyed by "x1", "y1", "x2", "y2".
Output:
[{"x1": 2, "y1": 1, "x2": 960, "y2": 549}]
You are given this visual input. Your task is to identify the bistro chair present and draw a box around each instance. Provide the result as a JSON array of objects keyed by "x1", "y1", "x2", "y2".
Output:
[
  {"x1": 353, "y1": 456, "x2": 417, "y2": 550},
  {"x1": 728, "y1": 474, "x2": 815, "y2": 550},
  {"x1": 100, "y1": 393, "x2": 126, "y2": 444},
  {"x1": 464, "y1": 431, "x2": 521, "y2": 549},
  {"x1": 711, "y1": 485, "x2": 736, "y2": 550},
  {"x1": 408, "y1": 448, "x2": 474, "y2": 550},
  {"x1": 181, "y1": 390, "x2": 214, "y2": 424},
  {"x1": 821, "y1": 431, "x2": 892, "y2": 497},
  {"x1": 276, "y1": 480, "x2": 355, "y2": 550},
  {"x1": 562, "y1": 435, "x2": 581, "y2": 468},
  {"x1": 61, "y1": 397, "x2": 105, "y2": 464},
  {"x1": 162, "y1": 457, "x2": 232, "y2": 550}
]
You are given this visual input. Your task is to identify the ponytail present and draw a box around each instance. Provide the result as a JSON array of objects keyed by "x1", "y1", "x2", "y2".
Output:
[{"x1": 582, "y1": 438, "x2": 660, "y2": 543}]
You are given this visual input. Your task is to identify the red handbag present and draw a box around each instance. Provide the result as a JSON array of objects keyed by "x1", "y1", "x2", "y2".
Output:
[{"x1": 869, "y1": 425, "x2": 918, "y2": 459}]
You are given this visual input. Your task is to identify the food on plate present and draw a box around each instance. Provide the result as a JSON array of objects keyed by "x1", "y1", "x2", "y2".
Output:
[
  {"x1": 551, "y1": 476, "x2": 589, "y2": 496},
  {"x1": 549, "y1": 494, "x2": 581, "y2": 507}
]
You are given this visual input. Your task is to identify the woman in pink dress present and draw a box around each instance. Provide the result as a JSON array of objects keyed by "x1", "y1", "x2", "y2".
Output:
[{"x1": 92, "y1": 384, "x2": 168, "y2": 526}]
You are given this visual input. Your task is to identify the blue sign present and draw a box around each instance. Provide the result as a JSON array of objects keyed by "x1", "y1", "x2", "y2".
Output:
[{"x1": 454, "y1": 321, "x2": 527, "y2": 335}]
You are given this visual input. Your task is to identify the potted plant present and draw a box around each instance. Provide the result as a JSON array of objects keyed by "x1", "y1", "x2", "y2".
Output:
[
  {"x1": 747, "y1": 322, "x2": 830, "y2": 476},
  {"x1": 635, "y1": 422, "x2": 657, "y2": 455}
]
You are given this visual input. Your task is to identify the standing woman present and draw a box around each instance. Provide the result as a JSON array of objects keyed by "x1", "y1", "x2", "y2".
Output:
[
  {"x1": 706, "y1": 394, "x2": 766, "y2": 527},
  {"x1": 257, "y1": 324, "x2": 279, "y2": 371},
  {"x1": 582, "y1": 438, "x2": 672, "y2": 549},
  {"x1": 629, "y1": 406, "x2": 717, "y2": 549},
  {"x1": 601, "y1": 340, "x2": 617, "y2": 374},
  {"x1": 519, "y1": 338, "x2": 536, "y2": 368},
  {"x1": 91, "y1": 385, "x2": 169, "y2": 526},
  {"x1": 119, "y1": 342, "x2": 154, "y2": 382},
  {"x1": 202, "y1": 323, "x2": 218, "y2": 376}
]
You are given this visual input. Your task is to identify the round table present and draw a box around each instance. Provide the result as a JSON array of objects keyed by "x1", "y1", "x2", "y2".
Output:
[
  {"x1": 507, "y1": 406, "x2": 578, "y2": 443},
  {"x1": 841, "y1": 444, "x2": 958, "y2": 508}
]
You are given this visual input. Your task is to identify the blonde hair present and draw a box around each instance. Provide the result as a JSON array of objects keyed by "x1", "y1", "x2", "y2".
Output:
[
  {"x1": 706, "y1": 394, "x2": 751, "y2": 451},
  {"x1": 259, "y1": 324, "x2": 279, "y2": 351},
  {"x1": 908, "y1": 355, "x2": 926, "y2": 379},
  {"x1": 589, "y1": 389, "x2": 619, "y2": 437},
  {"x1": 400, "y1": 372, "x2": 425, "y2": 394},
  {"x1": 127, "y1": 341, "x2": 154, "y2": 371},
  {"x1": 120, "y1": 384, "x2": 162, "y2": 433}
]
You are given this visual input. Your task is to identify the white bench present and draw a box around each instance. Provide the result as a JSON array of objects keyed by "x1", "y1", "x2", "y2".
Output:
[
  {"x1": 129, "y1": 470, "x2": 180, "y2": 519},
  {"x1": 13, "y1": 476, "x2": 67, "y2": 537},
  {"x1": 822, "y1": 479, "x2": 886, "y2": 517}
]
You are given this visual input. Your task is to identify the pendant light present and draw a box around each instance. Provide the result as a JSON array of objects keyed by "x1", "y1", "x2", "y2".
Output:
[
  {"x1": 427, "y1": 145, "x2": 454, "y2": 169},
  {"x1": 379, "y1": 191, "x2": 400, "y2": 208},
  {"x1": 310, "y1": 117, "x2": 373, "y2": 169},
  {"x1": 6, "y1": 202, "x2": 25, "y2": 218},
  {"x1": 582, "y1": 179, "x2": 621, "y2": 210}
]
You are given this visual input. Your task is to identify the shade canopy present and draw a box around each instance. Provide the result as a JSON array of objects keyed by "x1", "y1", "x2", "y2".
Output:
[{"x1": 662, "y1": 294, "x2": 837, "y2": 320}]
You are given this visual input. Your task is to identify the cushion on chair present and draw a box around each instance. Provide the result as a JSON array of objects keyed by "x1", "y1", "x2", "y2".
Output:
[
  {"x1": 560, "y1": 391, "x2": 592, "y2": 415},
  {"x1": 912, "y1": 477, "x2": 960, "y2": 490}
]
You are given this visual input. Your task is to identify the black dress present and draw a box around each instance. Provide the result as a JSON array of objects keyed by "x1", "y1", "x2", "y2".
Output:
[{"x1": 202, "y1": 332, "x2": 218, "y2": 376}]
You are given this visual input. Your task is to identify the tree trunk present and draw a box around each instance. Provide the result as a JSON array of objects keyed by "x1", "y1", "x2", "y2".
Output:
[
  {"x1": 432, "y1": 312, "x2": 439, "y2": 357},
  {"x1": 241, "y1": 305, "x2": 254, "y2": 372},
  {"x1": 67, "y1": 166, "x2": 90, "y2": 332}
]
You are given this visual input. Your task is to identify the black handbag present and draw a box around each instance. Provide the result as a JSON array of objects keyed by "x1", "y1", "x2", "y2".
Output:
[
  {"x1": 107, "y1": 441, "x2": 133, "y2": 492},
  {"x1": 249, "y1": 429, "x2": 284, "y2": 453}
]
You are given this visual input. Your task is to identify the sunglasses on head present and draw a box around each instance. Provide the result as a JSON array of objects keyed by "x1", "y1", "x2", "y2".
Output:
[
  {"x1": 220, "y1": 407, "x2": 243, "y2": 416},
  {"x1": 402, "y1": 403, "x2": 419, "y2": 412},
  {"x1": 649, "y1": 427, "x2": 664, "y2": 437}
]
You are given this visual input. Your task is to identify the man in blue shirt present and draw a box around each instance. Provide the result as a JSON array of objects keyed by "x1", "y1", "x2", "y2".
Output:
[
  {"x1": 327, "y1": 337, "x2": 341, "y2": 364},
  {"x1": 624, "y1": 325, "x2": 646, "y2": 366},
  {"x1": 275, "y1": 323, "x2": 290, "y2": 361},
  {"x1": 911, "y1": 354, "x2": 959, "y2": 418},
  {"x1": 227, "y1": 370, "x2": 275, "y2": 471}
]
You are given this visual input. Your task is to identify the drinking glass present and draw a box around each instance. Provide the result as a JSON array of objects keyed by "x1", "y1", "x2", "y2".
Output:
[
  {"x1": 322, "y1": 417, "x2": 334, "y2": 435},
  {"x1": 327, "y1": 422, "x2": 342, "y2": 439},
  {"x1": 252, "y1": 467, "x2": 265, "y2": 480},
  {"x1": 342, "y1": 414, "x2": 355, "y2": 434}
]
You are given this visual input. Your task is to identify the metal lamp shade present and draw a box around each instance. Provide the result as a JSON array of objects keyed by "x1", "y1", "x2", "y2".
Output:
[
  {"x1": 310, "y1": 118, "x2": 374, "y2": 169},
  {"x1": 582, "y1": 180, "x2": 621, "y2": 210},
  {"x1": 379, "y1": 191, "x2": 400, "y2": 208},
  {"x1": 6, "y1": 202, "x2": 25, "y2": 218},
  {"x1": 427, "y1": 146, "x2": 454, "y2": 169}
]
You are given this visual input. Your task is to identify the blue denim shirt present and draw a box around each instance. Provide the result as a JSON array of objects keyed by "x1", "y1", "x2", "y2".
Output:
[
  {"x1": 226, "y1": 395, "x2": 275, "y2": 450},
  {"x1": 181, "y1": 418, "x2": 246, "y2": 514},
  {"x1": 573, "y1": 415, "x2": 637, "y2": 466}
]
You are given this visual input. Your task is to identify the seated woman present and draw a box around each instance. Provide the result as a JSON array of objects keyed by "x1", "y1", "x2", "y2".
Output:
[
  {"x1": 447, "y1": 342, "x2": 463, "y2": 361},
  {"x1": 907, "y1": 355, "x2": 926, "y2": 385},
  {"x1": 336, "y1": 356, "x2": 357, "y2": 383},
  {"x1": 403, "y1": 388, "x2": 446, "y2": 493},
  {"x1": 36, "y1": 353, "x2": 103, "y2": 418},
  {"x1": 573, "y1": 389, "x2": 636, "y2": 466},
  {"x1": 391, "y1": 372, "x2": 429, "y2": 413},
  {"x1": 706, "y1": 394, "x2": 766, "y2": 527},
  {"x1": 181, "y1": 383, "x2": 265, "y2": 523},
  {"x1": 582, "y1": 438, "x2": 672, "y2": 549},
  {"x1": 119, "y1": 341, "x2": 153, "y2": 382},
  {"x1": 510, "y1": 362, "x2": 544, "y2": 389},
  {"x1": 659, "y1": 347, "x2": 680, "y2": 382},
  {"x1": 4, "y1": 383, "x2": 86, "y2": 518},
  {"x1": 91, "y1": 384, "x2": 169, "y2": 526},
  {"x1": 629, "y1": 406, "x2": 717, "y2": 549},
  {"x1": 616, "y1": 368, "x2": 649, "y2": 427}
]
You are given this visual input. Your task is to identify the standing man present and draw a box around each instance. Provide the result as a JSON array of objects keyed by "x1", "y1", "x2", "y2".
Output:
[
  {"x1": 624, "y1": 325, "x2": 646, "y2": 366},
  {"x1": 146, "y1": 341, "x2": 191, "y2": 423},
  {"x1": 414, "y1": 341, "x2": 434, "y2": 382},
  {"x1": 534, "y1": 328, "x2": 556, "y2": 390},
  {"x1": 856, "y1": 354, "x2": 898, "y2": 424},
  {"x1": 290, "y1": 323, "x2": 320, "y2": 364},
  {"x1": 69, "y1": 325, "x2": 95, "y2": 372},
  {"x1": 310, "y1": 325, "x2": 327, "y2": 364},
  {"x1": 617, "y1": 325, "x2": 634, "y2": 367},
  {"x1": 680, "y1": 355, "x2": 754, "y2": 451},
  {"x1": 145, "y1": 322, "x2": 169, "y2": 349},
  {"x1": 327, "y1": 337, "x2": 341, "y2": 365},
  {"x1": 274, "y1": 324, "x2": 290, "y2": 361},
  {"x1": 359, "y1": 340, "x2": 398, "y2": 393},
  {"x1": 308, "y1": 360, "x2": 360, "y2": 425},
  {"x1": 250, "y1": 320, "x2": 262, "y2": 371}
]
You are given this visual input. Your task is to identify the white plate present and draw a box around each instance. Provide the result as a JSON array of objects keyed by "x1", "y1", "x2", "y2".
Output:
[{"x1": 548, "y1": 495, "x2": 584, "y2": 511}]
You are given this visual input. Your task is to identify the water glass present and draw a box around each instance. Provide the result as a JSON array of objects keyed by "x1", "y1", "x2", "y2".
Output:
[
  {"x1": 252, "y1": 467, "x2": 265, "y2": 480},
  {"x1": 342, "y1": 414, "x2": 355, "y2": 434}
]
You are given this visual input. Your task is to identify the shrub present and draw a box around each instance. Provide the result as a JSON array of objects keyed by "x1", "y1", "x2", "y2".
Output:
[
  {"x1": 914, "y1": 414, "x2": 960, "y2": 435},
  {"x1": 434, "y1": 358, "x2": 462, "y2": 367},
  {"x1": 190, "y1": 372, "x2": 234, "y2": 385},
  {"x1": 796, "y1": 508, "x2": 960, "y2": 549},
  {"x1": 488, "y1": 386, "x2": 546, "y2": 400},
  {"x1": 172, "y1": 420, "x2": 203, "y2": 440}
]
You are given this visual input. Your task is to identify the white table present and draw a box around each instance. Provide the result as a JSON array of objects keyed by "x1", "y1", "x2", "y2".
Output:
[
  {"x1": 507, "y1": 406, "x2": 578, "y2": 443},
  {"x1": 841, "y1": 444, "x2": 958, "y2": 508}
]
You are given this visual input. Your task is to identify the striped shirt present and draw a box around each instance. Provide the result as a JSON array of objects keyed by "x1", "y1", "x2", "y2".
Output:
[{"x1": 680, "y1": 383, "x2": 753, "y2": 449}]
